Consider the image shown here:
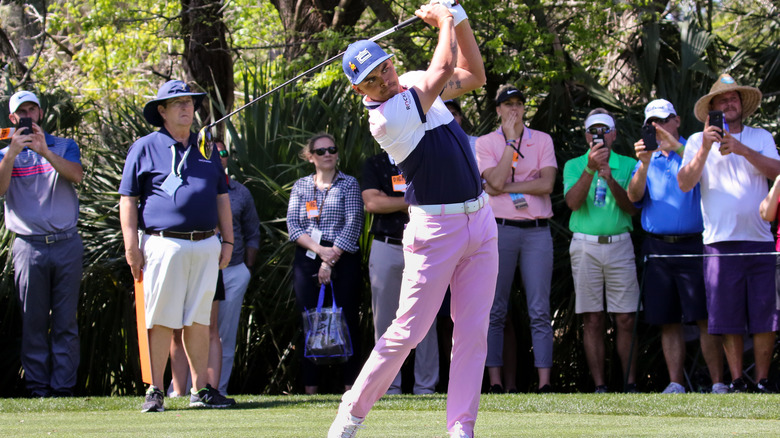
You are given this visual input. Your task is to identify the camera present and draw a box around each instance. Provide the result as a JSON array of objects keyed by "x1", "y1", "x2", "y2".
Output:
[
  {"x1": 17, "y1": 117, "x2": 32, "y2": 135},
  {"x1": 641, "y1": 124, "x2": 658, "y2": 151}
]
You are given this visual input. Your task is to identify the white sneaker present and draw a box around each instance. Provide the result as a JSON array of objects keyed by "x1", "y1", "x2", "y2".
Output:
[
  {"x1": 661, "y1": 382, "x2": 686, "y2": 394},
  {"x1": 328, "y1": 403, "x2": 364, "y2": 438},
  {"x1": 711, "y1": 382, "x2": 729, "y2": 394},
  {"x1": 449, "y1": 421, "x2": 471, "y2": 438}
]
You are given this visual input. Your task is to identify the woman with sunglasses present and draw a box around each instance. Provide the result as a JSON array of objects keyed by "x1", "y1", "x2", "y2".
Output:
[{"x1": 286, "y1": 132, "x2": 364, "y2": 395}]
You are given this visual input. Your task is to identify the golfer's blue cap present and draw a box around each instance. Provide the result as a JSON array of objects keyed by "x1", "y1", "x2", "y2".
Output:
[
  {"x1": 342, "y1": 40, "x2": 394, "y2": 85},
  {"x1": 143, "y1": 80, "x2": 206, "y2": 127}
]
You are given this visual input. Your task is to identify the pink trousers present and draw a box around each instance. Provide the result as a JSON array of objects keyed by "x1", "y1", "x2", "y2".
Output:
[{"x1": 344, "y1": 205, "x2": 498, "y2": 436}]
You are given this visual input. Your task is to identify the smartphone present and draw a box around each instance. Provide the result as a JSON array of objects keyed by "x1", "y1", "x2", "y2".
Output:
[
  {"x1": 591, "y1": 132, "x2": 604, "y2": 148},
  {"x1": 17, "y1": 117, "x2": 32, "y2": 135},
  {"x1": 708, "y1": 110, "x2": 724, "y2": 132},
  {"x1": 641, "y1": 124, "x2": 658, "y2": 151}
]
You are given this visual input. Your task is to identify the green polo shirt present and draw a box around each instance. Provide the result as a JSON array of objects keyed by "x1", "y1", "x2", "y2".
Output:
[{"x1": 563, "y1": 151, "x2": 636, "y2": 236}]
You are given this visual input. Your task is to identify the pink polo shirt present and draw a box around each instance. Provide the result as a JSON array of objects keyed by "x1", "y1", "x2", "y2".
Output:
[{"x1": 475, "y1": 127, "x2": 557, "y2": 220}]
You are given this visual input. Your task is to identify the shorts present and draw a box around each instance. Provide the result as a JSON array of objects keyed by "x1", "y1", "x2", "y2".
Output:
[
  {"x1": 214, "y1": 269, "x2": 225, "y2": 302},
  {"x1": 642, "y1": 237, "x2": 708, "y2": 325},
  {"x1": 570, "y1": 236, "x2": 640, "y2": 314},
  {"x1": 142, "y1": 234, "x2": 221, "y2": 329},
  {"x1": 704, "y1": 241, "x2": 778, "y2": 334}
]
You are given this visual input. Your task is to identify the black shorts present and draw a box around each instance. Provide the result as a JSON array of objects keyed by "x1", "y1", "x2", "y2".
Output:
[{"x1": 642, "y1": 236, "x2": 708, "y2": 325}]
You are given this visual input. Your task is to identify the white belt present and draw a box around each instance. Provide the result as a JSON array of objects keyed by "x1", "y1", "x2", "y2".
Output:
[
  {"x1": 409, "y1": 192, "x2": 488, "y2": 216},
  {"x1": 573, "y1": 232, "x2": 631, "y2": 244}
]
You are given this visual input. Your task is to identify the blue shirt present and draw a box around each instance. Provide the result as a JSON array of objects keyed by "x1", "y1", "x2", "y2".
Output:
[
  {"x1": 118, "y1": 128, "x2": 228, "y2": 232},
  {"x1": 226, "y1": 178, "x2": 261, "y2": 267},
  {"x1": 0, "y1": 131, "x2": 80, "y2": 235},
  {"x1": 287, "y1": 171, "x2": 364, "y2": 253},
  {"x1": 631, "y1": 139, "x2": 704, "y2": 235}
]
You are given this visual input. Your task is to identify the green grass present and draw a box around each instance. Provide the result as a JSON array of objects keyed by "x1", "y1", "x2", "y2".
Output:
[{"x1": 1, "y1": 394, "x2": 779, "y2": 437}]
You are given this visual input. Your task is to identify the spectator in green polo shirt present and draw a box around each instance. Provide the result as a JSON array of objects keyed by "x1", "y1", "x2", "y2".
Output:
[{"x1": 563, "y1": 108, "x2": 640, "y2": 393}]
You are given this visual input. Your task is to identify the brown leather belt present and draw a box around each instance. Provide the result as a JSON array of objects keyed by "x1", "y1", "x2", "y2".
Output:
[{"x1": 146, "y1": 229, "x2": 215, "y2": 241}]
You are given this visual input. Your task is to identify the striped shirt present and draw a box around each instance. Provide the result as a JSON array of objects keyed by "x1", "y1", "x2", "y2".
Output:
[
  {"x1": 0, "y1": 132, "x2": 80, "y2": 235},
  {"x1": 287, "y1": 171, "x2": 364, "y2": 253}
]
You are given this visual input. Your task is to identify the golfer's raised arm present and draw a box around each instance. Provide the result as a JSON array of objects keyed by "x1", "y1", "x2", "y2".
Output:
[
  {"x1": 412, "y1": 4, "x2": 457, "y2": 113},
  {"x1": 442, "y1": 9, "x2": 485, "y2": 100}
]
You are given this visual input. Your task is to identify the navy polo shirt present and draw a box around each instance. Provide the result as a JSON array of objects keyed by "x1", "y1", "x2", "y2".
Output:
[{"x1": 118, "y1": 128, "x2": 228, "y2": 232}]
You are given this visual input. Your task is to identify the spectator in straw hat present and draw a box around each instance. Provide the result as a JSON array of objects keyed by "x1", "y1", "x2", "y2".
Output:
[{"x1": 678, "y1": 73, "x2": 780, "y2": 393}]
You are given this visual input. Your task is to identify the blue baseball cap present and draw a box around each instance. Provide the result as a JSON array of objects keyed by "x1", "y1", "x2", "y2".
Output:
[
  {"x1": 342, "y1": 40, "x2": 394, "y2": 85},
  {"x1": 143, "y1": 80, "x2": 206, "y2": 127}
]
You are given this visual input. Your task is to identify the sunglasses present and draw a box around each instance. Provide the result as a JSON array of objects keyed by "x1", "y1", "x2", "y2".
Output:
[
  {"x1": 588, "y1": 127, "x2": 612, "y2": 135},
  {"x1": 646, "y1": 114, "x2": 676, "y2": 125},
  {"x1": 313, "y1": 146, "x2": 338, "y2": 156},
  {"x1": 218, "y1": 150, "x2": 229, "y2": 158}
]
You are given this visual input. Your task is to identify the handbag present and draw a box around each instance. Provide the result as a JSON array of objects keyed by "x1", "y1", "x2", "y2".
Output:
[{"x1": 302, "y1": 283, "x2": 353, "y2": 364}]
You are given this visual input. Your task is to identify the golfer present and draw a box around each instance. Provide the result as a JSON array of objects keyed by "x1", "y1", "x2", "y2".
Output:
[{"x1": 328, "y1": 2, "x2": 497, "y2": 438}]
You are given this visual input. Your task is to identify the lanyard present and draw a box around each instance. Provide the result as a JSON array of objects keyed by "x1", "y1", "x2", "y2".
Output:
[
  {"x1": 312, "y1": 175, "x2": 333, "y2": 225},
  {"x1": 170, "y1": 144, "x2": 191, "y2": 178}
]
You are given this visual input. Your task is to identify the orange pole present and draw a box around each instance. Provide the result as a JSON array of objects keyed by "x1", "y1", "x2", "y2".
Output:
[{"x1": 134, "y1": 274, "x2": 152, "y2": 384}]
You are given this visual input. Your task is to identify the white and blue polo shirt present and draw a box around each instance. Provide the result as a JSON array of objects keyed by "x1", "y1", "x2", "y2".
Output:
[{"x1": 365, "y1": 71, "x2": 482, "y2": 206}]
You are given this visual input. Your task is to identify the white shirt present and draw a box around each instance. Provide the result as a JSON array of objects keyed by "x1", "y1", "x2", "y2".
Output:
[{"x1": 681, "y1": 125, "x2": 779, "y2": 244}]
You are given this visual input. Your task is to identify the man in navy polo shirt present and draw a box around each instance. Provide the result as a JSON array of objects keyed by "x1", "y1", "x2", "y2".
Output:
[
  {"x1": 1, "y1": 91, "x2": 83, "y2": 397},
  {"x1": 627, "y1": 99, "x2": 725, "y2": 394},
  {"x1": 119, "y1": 80, "x2": 234, "y2": 412},
  {"x1": 329, "y1": 2, "x2": 497, "y2": 438}
]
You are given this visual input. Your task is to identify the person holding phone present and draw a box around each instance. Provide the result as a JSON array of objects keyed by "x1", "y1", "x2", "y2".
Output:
[
  {"x1": 627, "y1": 99, "x2": 726, "y2": 394},
  {"x1": 678, "y1": 74, "x2": 780, "y2": 393},
  {"x1": 562, "y1": 108, "x2": 640, "y2": 393},
  {"x1": 0, "y1": 91, "x2": 84, "y2": 397}
]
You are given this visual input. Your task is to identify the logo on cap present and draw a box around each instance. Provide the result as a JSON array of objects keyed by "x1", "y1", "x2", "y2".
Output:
[
  {"x1": 721, "y1": 75, "x2": 736, "y2": 84},
  {"x1": 349, "y1": 62, "x2": 358, "y2": 73},
  {"x1": 356, "y1": 49, "x2": 372, "y2": 64}
]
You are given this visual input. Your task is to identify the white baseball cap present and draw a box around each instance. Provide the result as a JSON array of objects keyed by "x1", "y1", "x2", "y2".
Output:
[
  {"x1": 9, "y1": 91, "x2": 41, "y2": 114},
  {"x1": 643, "y1": 99, "x2": 676, "y2": 124}
]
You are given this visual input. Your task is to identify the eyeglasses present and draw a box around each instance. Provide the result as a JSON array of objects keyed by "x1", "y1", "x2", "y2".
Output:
[
  {"x1": 167, "y1": 98, "x2": 194, "y2": 109},
  {"x1": 218, "y1": 150, "x2": 229, "y2": 158},
  {"x1": 313, "y1": 146, "x2": 338, "y2": 156},
  {"x1": 646, "y1": 115, "x2": 675, "y2": 125},
  {"x1": 588, "y1": 127, "x2": 612, "y2": 135}
]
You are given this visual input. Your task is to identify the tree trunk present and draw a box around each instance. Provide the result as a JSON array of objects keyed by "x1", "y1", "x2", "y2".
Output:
[
  {"x1": 269, "y1": 0, "x2": 366, "y2": 59},
  {"x1": 181, "y1": 0, "x2": 234, "y2": 130}
]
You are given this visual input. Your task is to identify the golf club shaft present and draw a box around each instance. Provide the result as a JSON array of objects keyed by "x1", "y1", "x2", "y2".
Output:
[{"x1": 205, "y1": 16, "x2": 421, "y2": 130}]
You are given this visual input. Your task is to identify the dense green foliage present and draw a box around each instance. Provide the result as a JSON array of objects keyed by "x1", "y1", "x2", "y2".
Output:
[{"x1": 0, "y1": 0, "x2": 779, "y2": 396}]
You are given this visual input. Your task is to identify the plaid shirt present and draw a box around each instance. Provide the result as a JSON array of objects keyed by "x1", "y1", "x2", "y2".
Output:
[{"x1": 287, "y1": 171, "x2": 364, "y2": 253}]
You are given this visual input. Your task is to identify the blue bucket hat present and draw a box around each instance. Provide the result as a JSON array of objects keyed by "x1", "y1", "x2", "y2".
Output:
[
  {"x1": 342, "y1": 40, "x2": 394, "y2": 85},
  {"x1": 143, "y1": 80, "x2": 207, "y2": 127}
]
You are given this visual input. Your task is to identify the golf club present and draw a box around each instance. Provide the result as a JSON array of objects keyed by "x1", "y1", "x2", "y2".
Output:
[{"x1": 197, "y1": 15, "x2": 422, "y2": 159}]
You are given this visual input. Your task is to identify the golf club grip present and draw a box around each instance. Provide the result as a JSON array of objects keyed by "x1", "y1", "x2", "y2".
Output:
[{"x1": 206, "y1": 16, "x2": 423, "y2": 130}]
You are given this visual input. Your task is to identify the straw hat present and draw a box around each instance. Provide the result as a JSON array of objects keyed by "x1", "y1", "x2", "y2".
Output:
[{"x1": 693, "y1": 74, "x2": 762, "y2": 122}]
